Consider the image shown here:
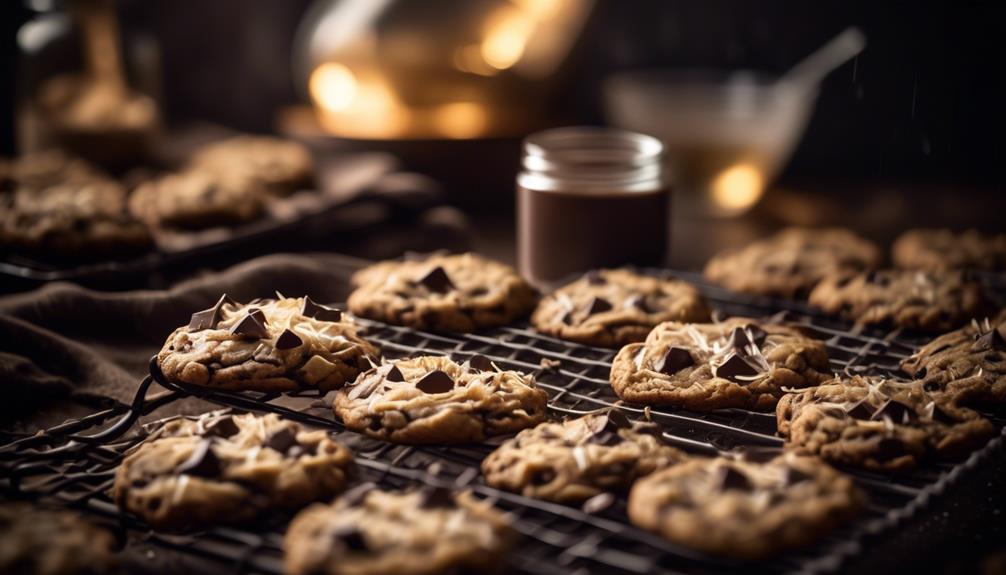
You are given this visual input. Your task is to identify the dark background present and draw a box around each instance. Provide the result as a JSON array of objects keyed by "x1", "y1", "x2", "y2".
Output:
[{"x1": 4, "y1": 0, "x2": 1004, "y2": 188}]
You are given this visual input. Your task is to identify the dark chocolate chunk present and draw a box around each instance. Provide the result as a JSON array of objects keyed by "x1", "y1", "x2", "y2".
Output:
[
  {"x1": 276, "y1": 329, "x2": 303, "y2": 350},
  {"x1": 331, "y1": 525, "x2": 369, "y2": 551},
  {"x1": 728, "y1": 327, "x2": 752, "y2": 350},
  {"x1": 844, "y1": 399, "x2": 876, "y2": 420},
  {"x1": 604, "y1": 409, "x2": 632, "y2": 430},
  {"x1": 653, "y1": 346, "x2": 694, "y2": 375},
  {"x1": 714, "y1": 353, "x2": 760, "y2": 383},
  {"x1": 739, "y1": 446, "x2": 783, "y2": 464},
  {"x1": 584, "y1": 270, "x2": 606, "y2": 285},
  {"x1": 586, "y1": 410, "x2": 631, "y2": 437},
  {"x1": 625, "y1": 294, "x2": 651, "y2": 313},
  {"x1": 230, "y1": 309, "x2": 269, "y2": 339},
  {"x1": 929, "y1": 403, "x2": 958, "y2": 425},
  {"x1": 301, "y1": 296, "x2": 342, "y2": 322},
  {"x1": 466, "y1": 354, "x2": 494, "y2": 372},
  {"x1": 187, "y1": 294, "x2": 235, "y2": 331},
  {"x1": 204, "y1": 415, "x2": 240, "y2": 439},
  {"x1": 865, "y1": 270, "x2": 890, "y2": 286},
  {"x1": 418, "y1": 266, "x2": 455, "y2": 293},
  {"x1": 531, "y1": 469, "x2": 556, "y2": 485},
  {"x1": 177, "y1": 440, "x2": 221, "y2": 477},
  {"x1": 341, "y1": 482, "x2": 377, "y2": 507},
  {"x1": 384, "y1": 365, "x2": 405, "y2": 382},
  {"x1": 419, "y1": 485, "x2": 455, "y2": 508},
  {"x1": 715, "y1": 465, "x2": 751, "y2": 492},
  {"x1": 871, "y1": 399, "x2": 916, "y2": 424},
  {"x1": 744, "y1": 324, "x2": 768, "y2": 347},
  {"x1": 415, "y1": 370, "x2": 454, "y2": 394},
  {"x1": 783, "y1": 466, "x2": 813, "y2": 486},
  {"x1": 875, "y1": 437, "x2": 906, "y2": 460},
  {"x1": 972, "y1": 328, "x2": 1006, "y2": 352},
  {"x1": 589, "y1": 431, "x2": 623, "y2": 446},
  {"x1": 584, "y1": 296, "x2": 613, "y2": 315},
  {"x1": 265, "y1": 427, "x2": 299, "y2": 454}
]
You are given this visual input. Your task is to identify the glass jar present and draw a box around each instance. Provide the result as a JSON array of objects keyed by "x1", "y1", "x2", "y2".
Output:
[{"x1": 516, "y1": 127, "x2": 668, "y2": 286}]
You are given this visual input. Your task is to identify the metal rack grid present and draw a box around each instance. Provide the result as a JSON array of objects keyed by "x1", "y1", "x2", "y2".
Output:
[{"x1": 1, "y1": 274, "x2": 1004, "y2": 575}]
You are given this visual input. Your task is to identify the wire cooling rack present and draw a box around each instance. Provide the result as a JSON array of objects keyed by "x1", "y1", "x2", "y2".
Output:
[{"x1": 1, "y1": 271, "x2": 1004, "y2": 575}]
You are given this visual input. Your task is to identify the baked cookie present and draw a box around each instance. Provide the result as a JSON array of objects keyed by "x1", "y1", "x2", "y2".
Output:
[
  {"x1": 901, "y1": 314, "x2": 1006, "y2": 407},
  {"x1": 0, "y1": 503, "x2": 117, "y2": 575},
  {"x1": 627, "y1": 452, "x2": 862, "y2": 560},
  {"x1": 808, "y1": 270, "x2": 991, "y2": 331},
  {"x1": 609, "y1": 318, "x2": 831, "y2": 411},
  {"x1": 776, "y1": 375, "x2": 995, "y2": 471},
  {"x1": 113, "y1": 411, "x2": 354, "y2": 530},
  {"x1": 188, "y1": 136, "x2": 314, "y2": 196},
  {"x1": 0, "y1": 177, "x2": 152, "y2": 258},
  {"x1": 347, "y1": 253, "x2": 536, "y2": 332},
  {"x1": 157, "y1": 295, "x2": 379, "y2": 392},
  {"x1": 0, "y1": 150, "x2": 104, "y2": 191},
  {"x1": 334, "y1": 355, "x2": 548, "y2": 444},
  {"x1": 531, "y1": 268, "x2": 711, "y2": 348},
  {"x1": 481, "y1": 410, "x2": 687, "y2": 503},
  {"x1": 703, "y1": 227, "x2": 882, "y2": 298},
  {"x1": 284, "y1": 484, "x2": 514, "y2": 575},
  {"x1": 129, "y1": 170, "x2": 265, "y2": 230},
  {"x1": 893, "y1": 229, "x2": 1006, "y2": 271}
]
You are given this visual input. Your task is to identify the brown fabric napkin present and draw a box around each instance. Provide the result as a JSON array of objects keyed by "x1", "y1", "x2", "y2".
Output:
[{"x1": 0, "y1": 252, "x2": 368, "y2": 431}]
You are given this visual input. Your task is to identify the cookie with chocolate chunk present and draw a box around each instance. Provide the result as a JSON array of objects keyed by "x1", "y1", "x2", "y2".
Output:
[
  {"x1": 157, "y1": 295, "x2": 379, "y2": 392},
  {"x1": 703, "y1": 227, "x2": 882, "y2": 298},
  {"x1": 347, "y1": 253, "x2": 536, "y2": 332},
  {"x1": 129, "y1": 170, "x2": 265, "y2": 230},
  {"x1": 481, "y1": 410, "x2": 687, "y2": 503},
  {"x1": 628, "y1": 452, "x2": 863, "y2": 560},
  {"x1": 333, "y1": 355, "x2": 548, "y2": 444},
  {"x1": 808, "y1": 270, "x2": 991, "y2": 331},
  {"x1": 609, "y1": 318, "x2": 831, "y2": 411},
  {"x1": 776, "y1": 375, "x2": 995, "y2": 471},
  {"x1": 0, "y1": 503, "x2": 117, "y2": 575},
  {"x1": 284, "y1": 485, "x2": 514, "y2": 575},
  {"x1": 893, "y1": 228, "x2": 1006, "y2": 271},
  {"x1": 531, "y1": 268, "x2": 711, "y2": 348},
  {"x1": 113, "y1": 411, "x2": 354, "y2": 530},
  {"x1": 188, "y1": 136, "x2": 314, "y2": 197},
  {"x1": 901, "y1": 312, "x2": 1006, "y2": 407}
]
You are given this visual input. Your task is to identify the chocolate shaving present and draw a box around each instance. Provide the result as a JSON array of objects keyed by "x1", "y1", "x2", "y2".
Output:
[
  {"x1": 415, "y1": 370, "x2": 454, "y2": 394},
  {"x1": 264, "y1": 427, "x2": 299, "y2": 454},
  {"x1": 187, "y1": 294, "x2": 235, "y2": 331},
  {"x1": 581, "y1": 492, "x2": 615, "y2": 514},
  {"x1": 276, "y1": 329, "x2": 303, "y2": 350},
  {"x1": 302, "y1": 296, "x2": 342, "y2": 322},
  {"x1": 230, "y1": 308, "x2": 269, "y2": 339},
  {"x1": 418, "y1": 266, "x2": 455, "y2": 293},
  {"x1": 653, "y1": 346, "x2": 694, "y2": 375},
  {"x1": 177, "y1": 440, "x2": 221, "y2": 477},
  {"x1": 204, "y1": 415, "x2": 240, "y2": 439},
  {"x1": 584, "y1": 296, "x2": 613, "y2": 316}
]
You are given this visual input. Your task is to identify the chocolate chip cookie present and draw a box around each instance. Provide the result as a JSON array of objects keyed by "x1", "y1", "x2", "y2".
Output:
[
  {"x1": 893, "y1": 228, "x2": 1006, "y2": 271},
  {"x1": 188, "y1": 136, "x2": 314, "y2": 196},
  {"x1": 703, "y1": 227, "x2": 882, "y2": 298},
  {"x1": 531, "y1": 268, "x2": 711, "y2": 348},
  {"x1": 808, "y1": 270, "x2": 991, "y2": 331},
  {"x1": 609, "y1": 318, "x2": 832, "y2": 411},
  {"x1": 0, "y1": 503, "x2": 117, "y2": 575},
  {"x1": 0, "y1": 149, "x2": 105, "y2": 191},
  {"x1": 284, "y1": 484, "x2": 514, "y2": 575},
  {"x1": 776, "y1": 375, "x2": 995, "y2": 471},
  {"x1": 627, "y1": 452, "x2": 863, "y2": 560},
  {"x1": 901, "y1": 313, "x2": 1006, "y2": 407},
  {"x1": 347, "y1": 253, "x2": 537, "y2": 332},
  {"x1": 113, "y1": 411, "x2": 354, "y2": 530},
  {"x1": 0, "y1": 177, "x2": 152, "y2": 258},
  {"x1": 481, "y1": 410, "x2": 687, "y2": 503},
  {"x1": 157, "y1": 295, "x2": 379, "y2": 392},
  {"x1": 334, "y1": 355, "x2": 548, "y2": 444},
  {"x1": 129, "y1": 170, "x2": 265, "y2": 230}
]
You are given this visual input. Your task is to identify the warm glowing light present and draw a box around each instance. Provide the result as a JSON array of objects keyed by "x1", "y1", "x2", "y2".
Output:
[
  {"x1": 711, "y1": 164, "x2": 765, "y2": 213},
  {"x1": 481, "y1": 8, "x2": 534, "y2": 70},
  {"x1": 433, "y1": 101, "x2": 488, "y2": 139},
  {"x1": 309, "y1": 62, "x2": 357, "y2": 113},
  {"x1": 512, "y1": 0, "x2": 563, "y2": 20}
]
